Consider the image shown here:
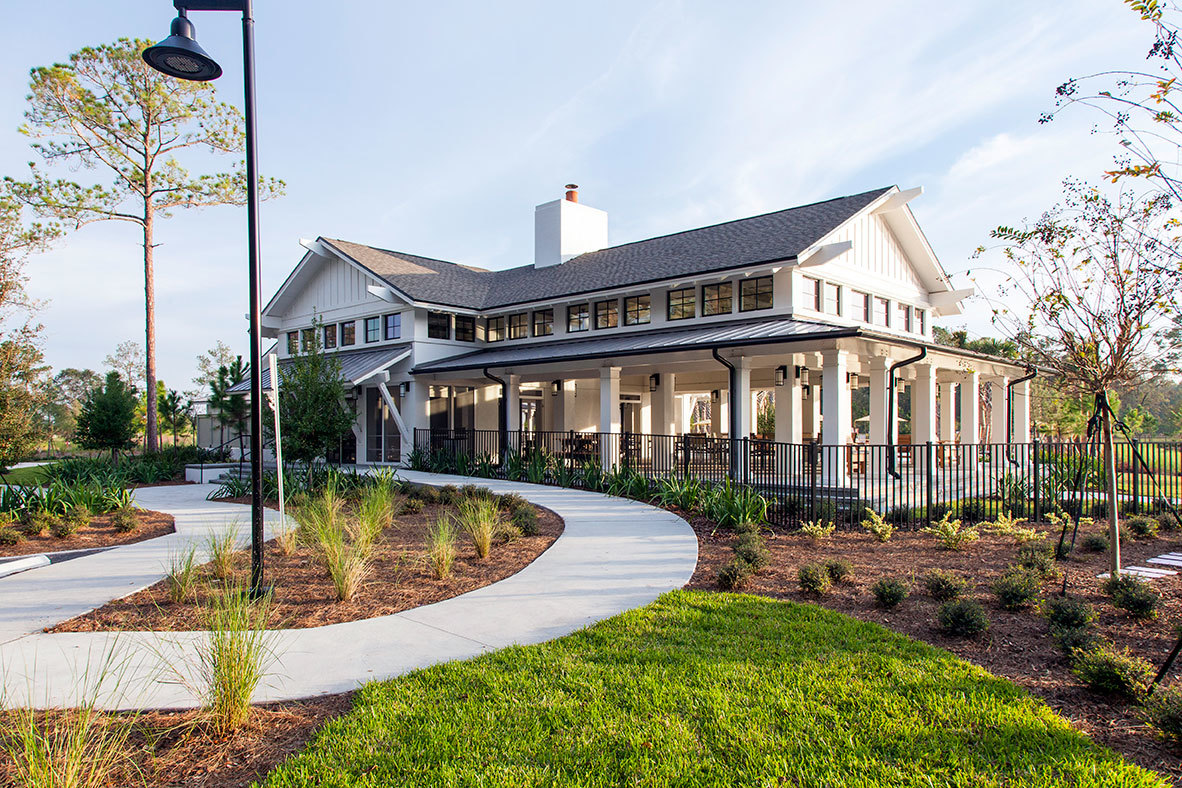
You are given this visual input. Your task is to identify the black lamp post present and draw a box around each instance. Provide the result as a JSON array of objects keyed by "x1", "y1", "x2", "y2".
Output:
[{"x1": 144, "y1": 0, "x2": 266, "y2": 598}]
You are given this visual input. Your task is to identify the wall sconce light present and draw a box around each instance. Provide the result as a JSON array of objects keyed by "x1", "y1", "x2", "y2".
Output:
[
  {"x1": 551, "y1": 379, "x2": 561, "y2": 396},
  {"x1": 796, "y1": 365, "x2": 810, "y2": 386},
  {"x1": 649, "y1": 374, "x2": 659, "y2": 392},
  {"x1": 711, "y1": 389, "x2": 720, "y2": 403},
  {"x1": 399, "y1": 382, "x2": 410, "y2": 397},
  {"x1": 847, "y1": 372, "x2": 860, "y2": 389},
  {"x1": 801, "y1": 384, "x2": 811, "y2": 398},
  {"x1": 774, "y1": 365, "x2": 787, "y2": 387}
]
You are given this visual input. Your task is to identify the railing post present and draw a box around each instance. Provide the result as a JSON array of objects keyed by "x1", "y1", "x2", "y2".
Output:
[
  {"x1": 1033, "y1": 437, "x2": 1041, "y2": 522},
  {"x1": 1131, "y1": 438, "x2": 1140, "y2": 514},
  {"x1": 808, "y1": 440, "x2": 818, "y2": 523},
  {"x1": 925, "y1": 440, "x2": 934, "y2": 518}
]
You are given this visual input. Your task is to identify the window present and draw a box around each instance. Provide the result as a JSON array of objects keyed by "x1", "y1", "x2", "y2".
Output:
[
  {"x1": 914, "y1": 309, "x2": 926, "y2": 335},
  {"x1": 532, "y1": 309, "x2": 553, "y2": 337},
  {"x1": 595, "y1": 299, "x2": 618, "y2": 329},
  {"x1": 323, "y1": 324, "x2": 337, "y2": 349},
  {"x1": 821, "y1": 282, "x2": 840, "y2": 315},
  {"x1": 896, "y1": 302, "x2": 911, "y2": 332},
  {"x1": 301, "y1": 328, "x2": 316, "y2": 351},
  {"x1": 850, "y1": 291, "x2": 869, "y2": 322},
  {"x1": 667, "y1": 287, "x2": 695, "y2": 320},
  {"x1": 428, "y1": 311, "x2": 451, "y2": 340},
  {"x1": 286, "y1": 331, "x2": 298, "y2": 354},
  {"x1": 740, "y1": 276, "x2": 774, "y2": 312},
  {"x1": 455, "y1": 314, "x2": 475, "y2": 342},
  {"x1": 702, "y1": 283, "x2": 733, "y2": 316},
  {"x1": 801, "y1": 276, "x2": 820, "y2": 310},
  {"x1": 365, "y1": 316, "x2": 381, "y2": 343},
  {"x1": 384, "y1": 313, "x2": 401, "y2": 340},
  {"x1": 624, "y1": 295, "x2": 650, "y2": 325},
  {"x1": 567, "y1": 303, "x2": 589, "y2": 332},
  {"x1": 340, "y1": 321, "x2": 355, "y2": 345},
  {"x1": 508, "y1": 312, "x2": 528, "y2": 340},
  {"x1": 872, "y1": 298, "x2": 889, "y2": 327},
  {"x1": 487, "y1": 316, "x2": 506, "y2": 342}
]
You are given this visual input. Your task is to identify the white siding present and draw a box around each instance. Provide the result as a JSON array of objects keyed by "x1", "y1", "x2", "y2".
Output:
[{"x1": 285, "y1": 257, "x2": 381, "y2": 321}]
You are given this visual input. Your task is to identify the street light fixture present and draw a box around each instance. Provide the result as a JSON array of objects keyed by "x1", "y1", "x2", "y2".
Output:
[{"x1": 144, "y1": 0, "x2": 266, "y2": 599}]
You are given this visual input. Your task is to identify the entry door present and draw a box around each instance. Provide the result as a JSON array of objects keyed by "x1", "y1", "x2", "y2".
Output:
[{"x1": 620, "y1": 402, "x2": 641, "y2": 432}]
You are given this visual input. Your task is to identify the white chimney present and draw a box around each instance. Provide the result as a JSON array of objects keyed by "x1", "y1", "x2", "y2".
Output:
[{"x1": 534, "y1": 184, "x2": 608, "y2": 267}]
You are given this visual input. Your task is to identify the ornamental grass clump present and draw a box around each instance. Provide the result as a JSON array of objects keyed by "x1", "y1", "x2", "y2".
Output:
[
  {"x1": 1071, "y1": 643, "x2": 1153, "y2": 700},
  {"x1": 425, "y1": 516, "x2": 457, "y2": 580},
  {"x1": 922, "y1": 512, "x2": 979, "y2": 550},
  {"x1": 205, "y1": 527, "x2": 238, "y2": 581},
  {"x1": 165, "y1": 546, "x2": 199, "y2": 604},
  {"x1": 797, "y1": 563, "x2": 831, "y2": 595},
  {"x1": 198, "y1": 584, "x2": 277, "y2": 734},
  {"x1": 860, "y1": 508, "x2": 893, "y2": 542},
  {"x1": 922, "y1": 569, "x2": 967, "y2": 602},
  {"x1": 457, "y1": 496, "x2": 502, "y2": 559}
]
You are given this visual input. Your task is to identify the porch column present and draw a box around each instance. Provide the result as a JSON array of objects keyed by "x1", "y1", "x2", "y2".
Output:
[
  {"x1": 504, "y1": 374, "x2": 521, "y2": 452},
  {"x1": 961, "y1": 371, "x2": 980, "y2": 443},
  {"x1": 1012, "y1": 379, "x2": 1031, "y2": 442},
  {"x1": 821, "y1": 349, "x2": 851, "y2": 485},
  {"x1": 651, "y1": 373, "x2": 676, "y2": 435},
  {"x1": 868, "y1": 356, "x2": 891, "y2": 445},
  {"x1": 912, "y1": 363, "x2": 937, "y2": 444},
  {"x1": 775, "y1": 357, "x2": 802, "y2": 443},
  {"x1": 989, "y1": 377, "x2": 1009, "y2": 444},
  {"x1": 679, "y1": 394, "x2": 692, "y2": 434},
  {"x1": 402, "y1": 380, "x2": 429, "y2": 463},
  {"x1": 731, "y1": 358, "x2": 752, "y2": 440},
  {"x1": 600, "y1": 367, "x2": 620, "y2": 468},
  {"x1": 710, "y1": 390, "x2": 727, "y2": 436},
  {"x1": 802, "y1": 384, "x2": 820, "y2": 441},
  {"x1": 938, "y1": 381, "x2": 957, "y2": 442}
]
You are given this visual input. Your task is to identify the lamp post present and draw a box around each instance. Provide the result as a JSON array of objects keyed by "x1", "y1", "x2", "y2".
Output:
[{"x1": 143, "y1": 0, "x2": 266, "y2": 598}]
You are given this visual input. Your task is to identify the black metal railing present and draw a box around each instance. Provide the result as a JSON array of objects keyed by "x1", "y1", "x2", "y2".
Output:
[{"x1": 412, "y1": 428, "x2": 1182, "y2": 530}]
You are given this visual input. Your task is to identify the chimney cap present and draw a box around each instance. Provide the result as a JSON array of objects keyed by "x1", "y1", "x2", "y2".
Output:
[{"x1": 564, "y1": 183, "x2": 578, "y2": 190}]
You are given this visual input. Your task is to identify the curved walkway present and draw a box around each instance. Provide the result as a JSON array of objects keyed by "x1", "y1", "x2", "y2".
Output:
[{"x1": 0, "y1": 472, "x2": 697, "y2": 710}]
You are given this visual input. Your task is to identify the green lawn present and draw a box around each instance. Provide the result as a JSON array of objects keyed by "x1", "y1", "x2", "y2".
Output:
[
  {"x1": 260, "y1": 591, "x2": 1165, "y2": 788},
  {"x1": 0, "y1": 464, "x2": 49, "y2": 485}
]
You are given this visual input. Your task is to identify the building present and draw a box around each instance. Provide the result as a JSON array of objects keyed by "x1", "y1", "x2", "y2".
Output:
[{"x1": 232, "y1": 184, "x2": 1030, "y2": 489}]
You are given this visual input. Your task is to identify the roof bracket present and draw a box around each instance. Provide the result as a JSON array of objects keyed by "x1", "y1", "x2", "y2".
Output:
[{"x1": 798, "y1": 240, "x2": 853, "y2": 268}]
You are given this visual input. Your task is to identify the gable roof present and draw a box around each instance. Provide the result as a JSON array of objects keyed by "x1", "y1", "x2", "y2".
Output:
[{"x1": 319, "y1": 187, "x2": 893, "y2": 312}]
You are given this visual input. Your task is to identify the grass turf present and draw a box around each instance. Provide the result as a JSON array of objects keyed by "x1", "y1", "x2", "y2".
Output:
[
  {"x1": 0, "y1": 465, "x2": 48, "y2": 486},
  {"x1": 259, "y1": 591, "x2": 1166, "y2": 787}
]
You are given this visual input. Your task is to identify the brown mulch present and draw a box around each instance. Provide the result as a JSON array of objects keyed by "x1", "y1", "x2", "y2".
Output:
[
  {"x1": 0, "y1": 510, "x2": 175, "y2": 557},
  {"x1": 51, "y1": 501, "x2": 563, "y2": 632},
  {"x1": 685, "y1": 516, "x2": 1182, "y2": 784},
  {"x1": 0, "y1": 694, "x2": 352, "y2": 788}
]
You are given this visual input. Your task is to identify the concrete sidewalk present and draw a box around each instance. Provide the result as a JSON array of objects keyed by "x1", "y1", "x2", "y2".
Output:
[{"x1": 0, "y1": 473, "x2": 697, "y2": 710}]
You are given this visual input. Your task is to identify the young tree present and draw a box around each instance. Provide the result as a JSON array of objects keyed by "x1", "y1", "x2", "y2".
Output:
[
  {"x1": 209, "y1": 357, "x2": 248, "y2": 449},
  {"x1": 75, "y1": 371, "x2": 138, "y2": 461},
  {"x1": 192, "y1": 340, "x2": 239, "y2": 394},
  {"x1": 7, "y1": 39, "x2": 283, "y2": 453},
  {"x1": 266, "y1": 329, "x2": 354, "y2": 478},
  {"x1": 984, "y1": 182, "x2": 1181, "y2": 575},
  {"x1": 104, "y1": 340, "x2": 145, "y2": 391},
  {"x1": 158, "y1": 387, "x2": 188, "y2": 447}
]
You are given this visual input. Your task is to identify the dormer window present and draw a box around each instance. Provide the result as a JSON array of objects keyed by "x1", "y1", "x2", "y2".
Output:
[
  {"x1": 915, "y1": 309, "x2": 926, "y2": 335},
  {"x1": 428, "y1": 312, "x2": 451, "y2": 340},
  {"x1": 624, "y1": 295, "x2": 650, "y2": 325},
  {"x1": 896, "y1": 302, "x2": 912, "y2": 332},
  {"x1": 872, "y1": 298, "x2": 889, "y2": 327},
  {"x1": 850, "y1": 291, "x2": 870, "y2": 322},
  {"x1": 702, "y1": 283, "x2": 732, "y2": 316},
  {"x1": 595, "y1": 299, "x2": 618, "y2": 329}
]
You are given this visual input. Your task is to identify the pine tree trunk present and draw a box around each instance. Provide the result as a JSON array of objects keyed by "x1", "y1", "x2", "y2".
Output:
[
  {"x1": 1103, "y1": 394, "x2": 1122, "y2": 577},
  {"x1": 143, "y1": 201, "x2": 159, "y2": 454}
]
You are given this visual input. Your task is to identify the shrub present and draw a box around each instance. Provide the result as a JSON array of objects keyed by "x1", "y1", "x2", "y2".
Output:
[
  {"x1": 498, "y1": 492, "x2": 530, "y2": 514},
  {"x1": 1105, "y1": 575, "x2": 1162, "y2": 620},
  {"x1": 957, "y1": 498, "x2": 993, "y2": 523},
  {"x1": 457, "y1": 497, "x2": 501, "y2": 559},
  {"x1": 860, "y1": 508, "x2": 893, "y2": 542},
  {"x1": 1125, "y1": 515, "x2": 1158, "y2": 539},
  {"x1": 0, "y1": 526, "x2": 21, "y2": 546},
  {"x1": 66, "y1": 503, "x2": 92, "y2": 528},
  {"x1": 797, "y1": 563, "x2": 831, "y2": 595},
  {"x1": 824, "y1": 557, "x2": 853, "y2": 584},
  {"x1": 937, "y1": 599, "x2": 989, "y2": 637},
  {"x1": 733, "y1": 533, "x2": 770, "y2": 570},
  {"x1": 922, "y1": 512, "x2": 979, "y2": 550},
  {"x1": 438, "y1": 484, "x2": 461, "y2": 505},
  {"x1": 166, "y1": 546, "x2": 199, "y2": 604},
  {"x1": 1016, "y1": 544, "x2": 1057, "y2": 579},
  {"x1": 426, "y1": 517, "x2": 457, "y2": 580},
  {"x1": 1155, "y1": 512, "x2": 1179, "y2": 533},
  {"x1": 198, "y1": 585, "x2": 277, "y2": 734},
  {"x1": 1072, "y1": 644, "x2": 1153, "y2": 700},
  {"x1": 108, "y1": 504, "x2": 140, "y2": 533},
  {"x1": 50, "y1": 519, "x2": 78, "y2": 539},
  {"x1": 1143, "y1": 684, "x2": 1182, "y2": 744},
  {"x1": 403, "y1": 498, "x2": 424, "y2": 514},
  {"x1": 993, "y1": 568, "x2": 1042, "y2": 610},
  {"x1": 459, "y1": 484, "x2": 494, "y2": 502},
  {"x1": 1081, "y1": 533, "x2": 1109, "y2": 553},
  {"x1": 885, "y1": 505, "x2": 922, "y2": 525},
  {"x1": 1043, "y1": 596, "x2": 1096, "y2": 630},
  {"x1": 511, "y1": 505, "x2": 539, "y2": 536},
  {"x1": 986, "y1": 510, "x2": 1027, "y2": 537},
  {"x1": 733, "y1": 519, "x2": 761, "y2": 535},
  {"x1": 871, "y1": 577, "x2": 909, "y2": 608},
  {"x1": 717, "y1": 557, "x2": 754, "y2": 590},
  {"x1": 922, "y1": 569, "x2": 967, "y2": 602},
  {"x1": 19, "y1": 510, "x2": 51, "y2": 537},
  {"x1": 413, "y1": 485, "x2": 440, "y2": 505},
  {"x1": 1053, "y1": 625, "x2": 1099, "y2": 655},
  {"x1": 798, "y1": 520, "x2": 835, "y2": 540}
]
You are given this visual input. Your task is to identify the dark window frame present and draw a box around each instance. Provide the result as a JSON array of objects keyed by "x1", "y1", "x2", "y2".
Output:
[
  {"x1": 739, "y1": 276, "x2": 774, "y2": 313},
  {"x1": 702, "y1": 282, "x2": 733, "y2": 316},
  {"x1": 427, "y1": 311, "x2": 451, "y2": 340},
  {"x1": 323, "y1": 324, "x2": 337, "y2": 349},
  {"x1": 341, "y1": 321, "x2": 356, "y2": 346},
  {"x1": 623, "y1": 294, "x2": 651, "y2": 326},
  {"x1": 487, "y1": 316, "x2": 506, "y2": 342},
  {"x1": 300, "y1": 327, "x2": 316, "y2": 352},
  {"x1": 667, "y1": 287, "x2": 695, "y2": 320},
  {"x1": 286, "y1": 331, "x2": 298, "y2": 354},
  {"x1": 454, "y1": 314, "x2": 476, "y2": 342},
  {"x1": 532, "y1": 308, "x2": 554, "y2": 337},
  {"x1": 384, "y1": 313, "x2": 402, "y2": 341},
  {"x1": 365, "y1": 316, "x2": 381, "y2": 343},
  {"x1": 508, "y1": 312, "x2": 529, "y2": 340},
  {"x1": 567, "y1": 303, "x2": 590, "y2": 332},
  {"x1": 594, "y1": 299, "x2": 619, "y2": 330}
]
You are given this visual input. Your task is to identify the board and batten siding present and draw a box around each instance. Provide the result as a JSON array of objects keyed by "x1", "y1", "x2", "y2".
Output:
[
  {"x1": 285, "y1": 256, "x2": 387, "y2": 322},
  {"x1": 807, "y1": 212, "x2": 928, "y2": 303}
]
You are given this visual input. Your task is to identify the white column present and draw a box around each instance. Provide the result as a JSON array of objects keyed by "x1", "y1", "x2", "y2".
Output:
[
  {"x1": 820, "y1": 349, "x2": 851, "y2": 485},
  {"x1": 868, "y1": 356, "x2": 891, "y2": 445},
  {"x1": 732, "y1": 358, "x2": 752, "y2": 439},
  {"x1": 651, "y1": 373, "x2": 676, "y2": 435},
  {"x1": 401, "y1": 380, "x2": 429, "y2": 465},
  {"x1": 990, "y1": 377, "x2": 1009, "y2": 444},
  {"x1": 1012, "y1": 379, "x2": 1031, "y2": 442},
  {"x1": 599, "y1": 367, "x2": 620, "y2": 468},
  {"x1": 938, "y1": 380, "x2": 957, "y2": 443},
  {"x1": 961, "y1": 371, "x2": 980, "y2": 444},
  {"x1": 775, "y1": 359, "x2": 802, "y2": 443},
  {"x1": 504, "y1": 374, "x2": 521, "y2": 452},
  {"x1": 679, "y1": 394, "x2": 692, "y2": 434},
  {"x1": 802, "y1": 385, "x2": 820, "y2": 440},
  {"x1": 912, "y1": 363, "x2": 937, "y2": 444}
]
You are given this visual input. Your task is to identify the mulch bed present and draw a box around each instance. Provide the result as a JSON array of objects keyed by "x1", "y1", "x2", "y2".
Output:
[
  {"x1": 0, "y1": 510, "x2": 175, "y2": 558},
  {"x1": 0, "y1": 694, "x2": 352, "y2": 788},
  {"x1": 51, "y1": 500, "x2": 564, "y2": 632},
  {"x1": 685, "y1": 516, "x2": 1182, "y2": 784}
]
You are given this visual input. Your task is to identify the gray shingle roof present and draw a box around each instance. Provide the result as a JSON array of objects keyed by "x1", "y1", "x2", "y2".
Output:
[
  {"x1": 322, "y1": 187, "x2": 891, "y2": 311},
  {"x1": 227, "y1": 344, "x2": 411, "y2": 393},
  {"x1": 412, "y1": 316, "x2": 858, "y2": 373}
]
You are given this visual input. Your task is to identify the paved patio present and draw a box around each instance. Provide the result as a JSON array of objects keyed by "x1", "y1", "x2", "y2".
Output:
[{"x1": 0, "y1": 472, "x2": 696, "y2": 710}]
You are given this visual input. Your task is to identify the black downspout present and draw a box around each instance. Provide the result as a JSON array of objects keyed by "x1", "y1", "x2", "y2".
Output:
[
  {"x1": 712, "y1": 348, "x2": 741, "y2": 479},
  {"x1": 886, "y1": 348, "x2": 927, "y2": 479},
  {"x1": 483, "y1": 367, "x2": 508, "y2": 459},
  {"x1": 1006, "y1": 366, "x2": 1037, "y2": 465}
]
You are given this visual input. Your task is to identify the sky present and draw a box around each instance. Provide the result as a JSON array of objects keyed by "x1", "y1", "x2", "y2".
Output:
[{"x1": 0, "y1": 1, "x2": 1157, "y2": 394}]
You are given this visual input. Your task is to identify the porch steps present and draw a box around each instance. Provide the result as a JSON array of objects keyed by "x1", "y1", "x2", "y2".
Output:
[{"x1": 1097, "y1": 550, "x2": 1182, "y2": 580}]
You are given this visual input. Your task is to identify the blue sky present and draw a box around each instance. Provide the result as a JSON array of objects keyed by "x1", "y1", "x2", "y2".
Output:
[{"x1": 0, "y1": 1, "x2": 1154, "y2": 393}]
